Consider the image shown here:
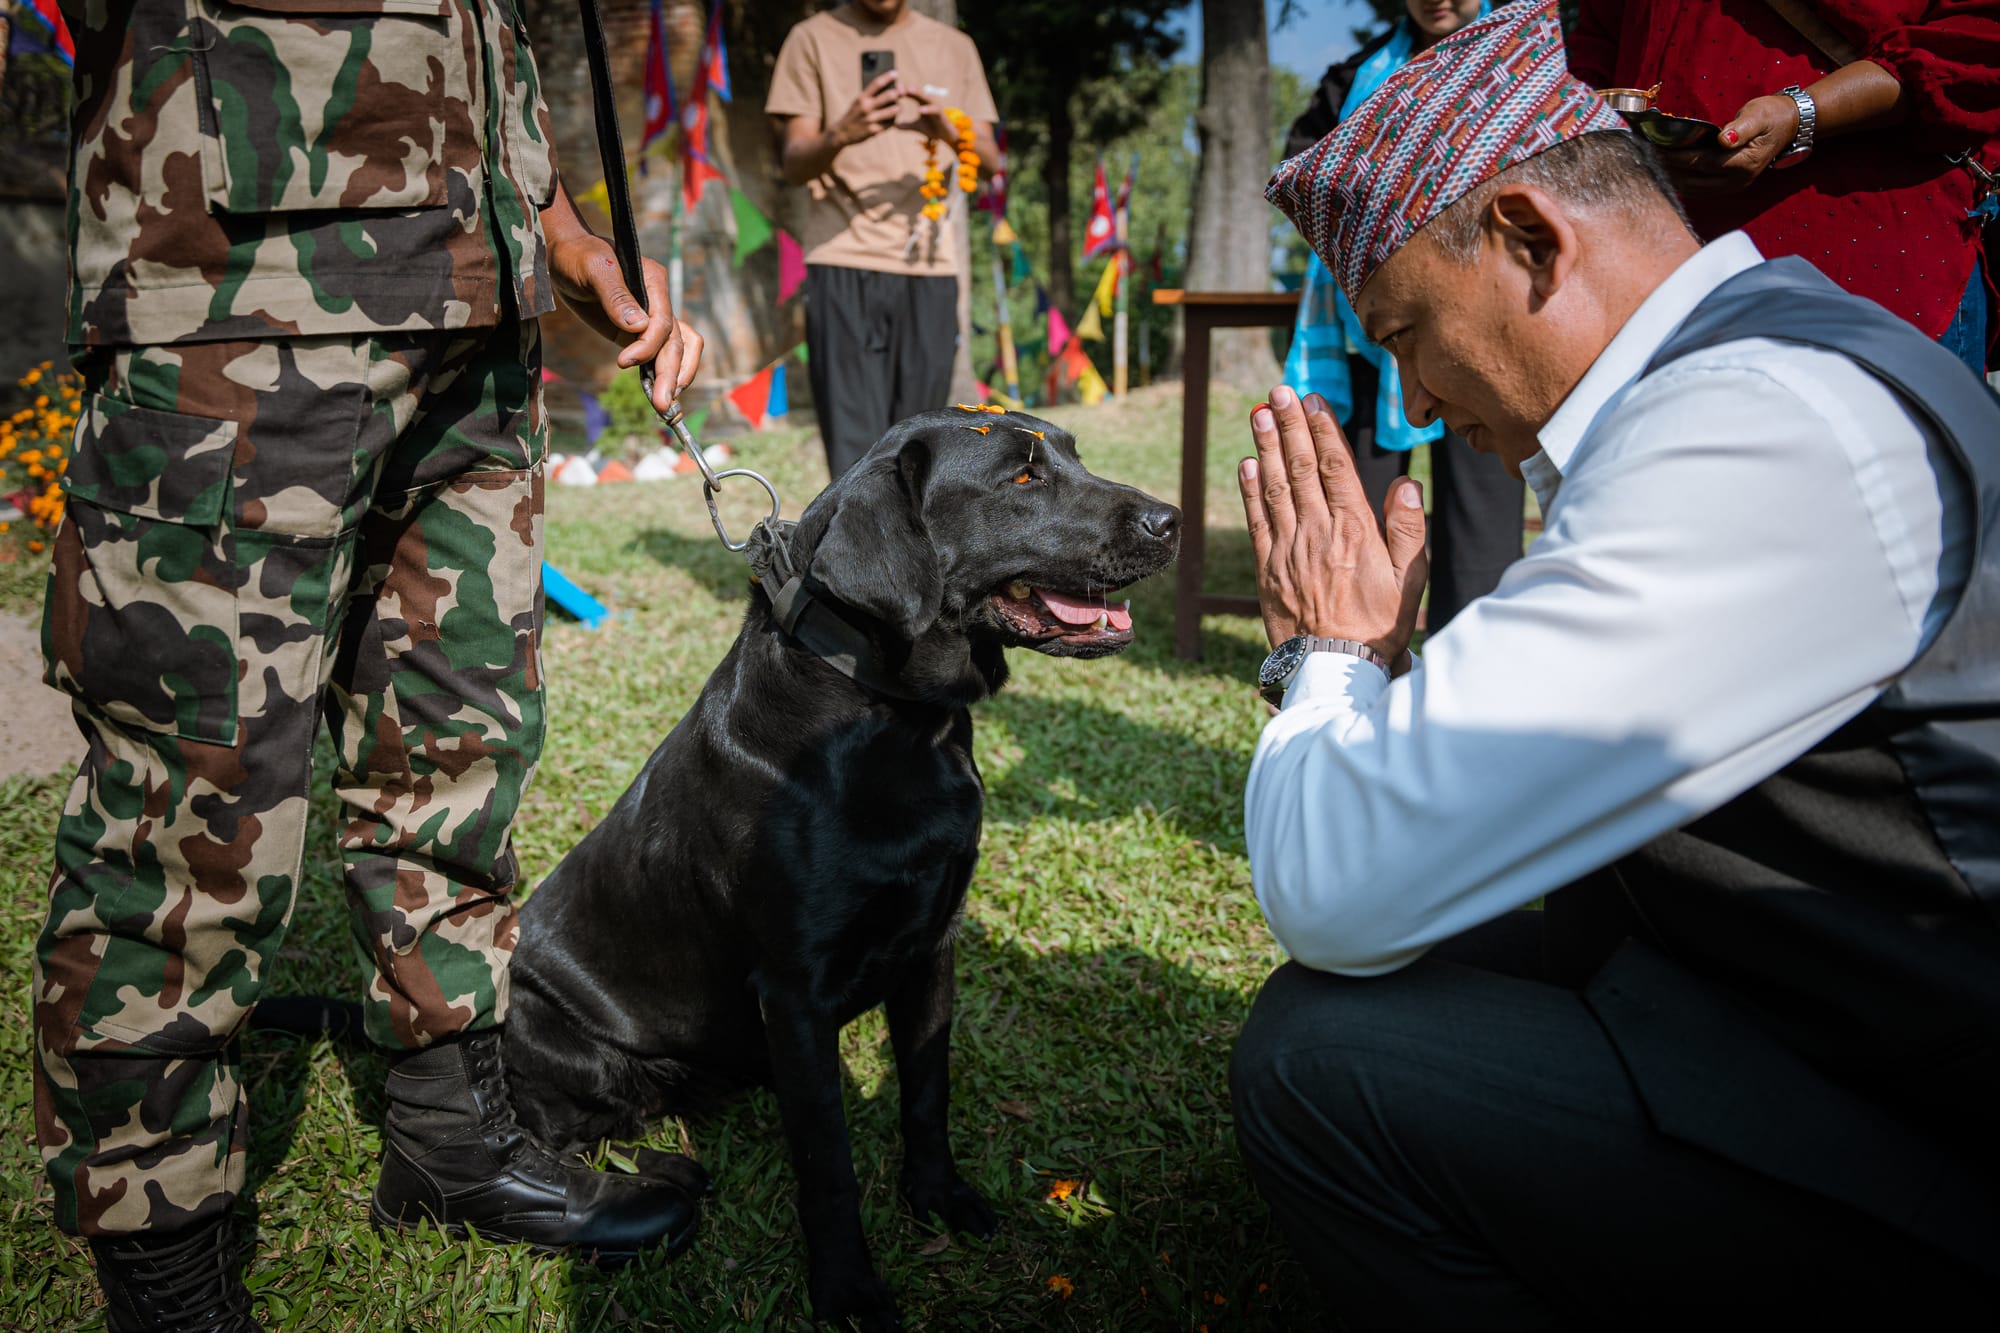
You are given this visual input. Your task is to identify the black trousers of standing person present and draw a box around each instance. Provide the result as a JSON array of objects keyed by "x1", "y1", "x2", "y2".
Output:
[
  {"x1": 1229, "y1": 909, "x2": 1991, "y2": 1331},
  {"x1": 804, "y1": 263, "x2": 958, "y2": 480},
  {"x1": 1342, "y1": 358, "x2": 1526, "y2": 631}
]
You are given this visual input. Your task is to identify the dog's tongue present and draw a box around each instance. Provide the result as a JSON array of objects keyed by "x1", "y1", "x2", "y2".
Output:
[{"x1": 1035, "y1": 588, "x2": 1133, "y2": 632}]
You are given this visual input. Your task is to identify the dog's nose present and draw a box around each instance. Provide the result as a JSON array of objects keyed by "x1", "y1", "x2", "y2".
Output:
[{"x1": 1138, "y1": 504, "x2": 1179, "y2": 542}]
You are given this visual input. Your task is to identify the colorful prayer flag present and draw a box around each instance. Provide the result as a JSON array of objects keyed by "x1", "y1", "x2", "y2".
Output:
[
  {"x1": 767, "y1": 363, "x2": 789, "y2": 418},
  {"x1": 580, "y1": 390, "x2": 610, "y2": 444},
  {"x1": 1082, "y1": 159, "x2": 1116, "y2": 259},
  {"x1": 701, "y1": 0, "x2": 732, "y2": 102},
  {"x1": 778, "y1": 230, "x2": 806, "y2": 303},
  {"x1": 1076, "y1": 302, "x2": 1103, "y2": 343},
  {"x1": 977, "y1": 121, "x2": 1008, "y2": 218},
  {"x1": 684, "y1": 153, "x2": 726, "y2": 212},
  {"x1": 679, "y1": 23, "x2": 725, "y2": 211},
  {"x1": 728, "y1": 365, "x2": 777, "y2": 429},
  {"x1": 1047, "y1": 305, "x2": 1071, "y2": 357},
  {"x1": 1077, "y1": 358, "x2": 1109, "y2": 406},
  {"x1": 992, "y1": 217, "x2": 1019, "y2": 248},
  {"x1": 1091, "y1": 258, "x2": 1119, "y2": 318},
  {"x1": 640, "y1": 0, "x2": 677, "y2": 156},
  {"x1": 19, "y1": 0, "x2": 74, "y2": 66},
  {"x1": 731, "y1": 186, "x2": 772, "y2": 265}
]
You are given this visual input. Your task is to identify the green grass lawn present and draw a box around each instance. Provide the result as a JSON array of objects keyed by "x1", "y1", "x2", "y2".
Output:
[{"x1": 0, "y1": 384, "x2": 1343, "y2": 1331}]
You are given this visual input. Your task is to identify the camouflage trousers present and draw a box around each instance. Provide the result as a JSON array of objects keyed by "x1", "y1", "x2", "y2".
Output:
[{"x1": 33, "y1": 320, "x2": 547, "y2": 1236}]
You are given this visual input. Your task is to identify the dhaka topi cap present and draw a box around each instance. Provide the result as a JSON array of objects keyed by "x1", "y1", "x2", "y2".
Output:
[{"x1": 1266, "y1": 0, "x2": 1628, "y2": 304}]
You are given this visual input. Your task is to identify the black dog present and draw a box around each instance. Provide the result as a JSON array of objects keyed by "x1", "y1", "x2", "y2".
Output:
[{"x1": 501, "y1": 408, "x2": 1178, "y2": 1328}]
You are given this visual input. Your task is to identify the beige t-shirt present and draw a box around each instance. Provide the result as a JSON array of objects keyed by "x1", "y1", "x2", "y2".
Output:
[{"x1": 765, "y1": 6, "x2": 997, "y2": 277}]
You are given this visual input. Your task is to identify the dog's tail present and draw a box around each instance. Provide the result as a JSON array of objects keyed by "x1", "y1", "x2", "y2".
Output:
[{"x1": 248, "y1": 995, "x2": 379, "y2": 1049}]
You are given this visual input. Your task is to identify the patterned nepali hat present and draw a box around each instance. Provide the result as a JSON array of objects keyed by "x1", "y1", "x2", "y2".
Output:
[{"x1": 1266, "y1": 0, "x2": 1627, "y2": 303}]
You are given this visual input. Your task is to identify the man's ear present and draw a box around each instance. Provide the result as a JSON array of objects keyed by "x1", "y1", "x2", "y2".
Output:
[
  {"x1": 1487, "y1": 183, "x2": 1576, "y2": 308},
  {"x1": 805, "y1": 438, "x2": 942, "y2": 641}
]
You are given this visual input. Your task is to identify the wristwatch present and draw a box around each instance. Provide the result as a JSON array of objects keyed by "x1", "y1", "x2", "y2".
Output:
[
  {"x1": 1777, "y1": 84, "x2": 1817, "y2": 161},
  {"x1": 1258, "y1": 635, "x2": 1390, "y2": 707}
]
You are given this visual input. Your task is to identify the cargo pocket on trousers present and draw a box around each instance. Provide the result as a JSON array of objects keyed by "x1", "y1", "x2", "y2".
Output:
[{"x1": 43, "y1": 395, "x2": 243, "y2": 746}]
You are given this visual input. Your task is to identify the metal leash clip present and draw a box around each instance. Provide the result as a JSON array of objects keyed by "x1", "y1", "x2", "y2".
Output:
[{"x1": 648, "y1": 367, "x2": 780, "y2": 553}]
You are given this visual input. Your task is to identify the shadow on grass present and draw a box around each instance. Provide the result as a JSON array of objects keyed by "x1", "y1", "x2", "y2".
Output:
[
  {"x1": 634, "y1": 525, "x2": 767, "y2": 605},
  {"x1": 553, "y1": 916, "x2": 1316, "y2": 1332}
]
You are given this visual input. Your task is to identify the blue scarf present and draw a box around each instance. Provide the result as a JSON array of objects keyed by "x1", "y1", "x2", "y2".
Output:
[{"x1": 1282, "y1": 7, "x2": 1488, "y2": 451}]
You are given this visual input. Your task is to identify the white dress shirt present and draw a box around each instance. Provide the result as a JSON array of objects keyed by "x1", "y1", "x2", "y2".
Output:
[{"x1": 1244, "y1": 233, "x2": 1973, "y2": 976}]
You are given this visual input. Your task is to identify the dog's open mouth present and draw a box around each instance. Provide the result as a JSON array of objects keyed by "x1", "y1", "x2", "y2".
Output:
[{"x1": 987, "y1": 581, "x2": 1134, "y2": 656}]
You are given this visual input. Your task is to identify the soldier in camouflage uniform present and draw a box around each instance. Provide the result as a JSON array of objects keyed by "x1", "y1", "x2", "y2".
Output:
[{"x1": 34, "y1": 1, "x2": 709, "y2": 1326}]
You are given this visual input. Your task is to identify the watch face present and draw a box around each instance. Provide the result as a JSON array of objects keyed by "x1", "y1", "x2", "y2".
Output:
[{"x1": 1259, "y1": 636, "x2": 1306, "y2": 689}]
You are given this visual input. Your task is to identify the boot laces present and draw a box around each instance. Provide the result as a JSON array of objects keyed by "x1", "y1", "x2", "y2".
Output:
[{"x1": 102, "y1": 1225, "x2": 255, "y2": 1332}]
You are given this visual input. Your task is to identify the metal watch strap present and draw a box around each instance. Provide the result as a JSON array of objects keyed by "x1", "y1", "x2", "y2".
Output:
[
  {"x1": 1301, "y1": 637, "x2": 1390, "y2": 674},
  {"x1": 1778, "y1": 84, "x2": 1817, "y2": 159},
  {"x1": 1259, "y1": 635, "x2": 1392, "y2": 707}
]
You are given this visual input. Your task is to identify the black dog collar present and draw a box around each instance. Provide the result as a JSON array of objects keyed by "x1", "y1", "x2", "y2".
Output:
[{"x1": 745, "y1": 521, "x2": 926, "y2": 703}]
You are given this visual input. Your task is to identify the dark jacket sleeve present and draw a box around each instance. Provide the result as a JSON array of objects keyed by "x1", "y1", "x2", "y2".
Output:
[{"x1": 1283, "y1": 27, "x2": 1396, "y2": 159}]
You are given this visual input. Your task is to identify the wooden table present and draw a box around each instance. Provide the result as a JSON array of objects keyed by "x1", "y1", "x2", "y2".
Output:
[{"x1": 1153, "y1": 288, "x2": 1302, "y2": 659}]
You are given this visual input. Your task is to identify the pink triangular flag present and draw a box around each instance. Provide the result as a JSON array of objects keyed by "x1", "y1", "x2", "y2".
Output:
[
  {"x1": 1048, "y1": 305, "x2": 1071, "y2": 357},
  {"x1": 777, "y1": 230, "x2": 806, "y2": 304}
]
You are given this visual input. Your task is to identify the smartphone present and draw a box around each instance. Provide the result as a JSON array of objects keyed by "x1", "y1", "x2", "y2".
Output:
[{"x1": 860, "y1": 48, "x2": 895, "y2": 91}]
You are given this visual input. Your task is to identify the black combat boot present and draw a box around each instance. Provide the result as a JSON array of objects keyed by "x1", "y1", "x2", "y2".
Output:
[
  {"x1": 371, "y1": 1027, "x2": 705, "y2": 1264},
  {"x1": 89, "y1": 1213, "x2": 262, "y2": 1333}
]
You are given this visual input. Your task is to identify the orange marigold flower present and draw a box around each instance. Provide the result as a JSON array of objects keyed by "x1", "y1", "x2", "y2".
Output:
[
  {"x1": 1045, "y1": 1275, "x2": 1073, "y2": 1300},
  {"x1": 28, "y1": 540, "x2": 45, "y2": 553},
  {"x1": 1044, "y1": 1178, "x2": 1078, "y2": 1203}
]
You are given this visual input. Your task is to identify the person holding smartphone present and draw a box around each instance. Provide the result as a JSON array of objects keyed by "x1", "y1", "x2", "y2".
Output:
[{"x1": 767, "y1": 0, "x2": 998, "y2": 479}]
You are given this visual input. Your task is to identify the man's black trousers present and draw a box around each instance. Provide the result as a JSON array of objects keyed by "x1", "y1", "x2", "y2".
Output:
[
  {"x1": 1229, "y1": 911, "x2": 1990, "y2": 1329},
  {"x1": 804, "y1": 263, "x2": 958, "y2": 480}
]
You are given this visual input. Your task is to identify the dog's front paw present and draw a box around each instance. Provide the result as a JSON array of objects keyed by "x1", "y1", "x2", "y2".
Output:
[
  {"x1": 810, "y1": 1268, "x2": 900, "y2": 1331},
  {"x1": 902, "y1": 1170, "x2": 997, "y2": 1240}
]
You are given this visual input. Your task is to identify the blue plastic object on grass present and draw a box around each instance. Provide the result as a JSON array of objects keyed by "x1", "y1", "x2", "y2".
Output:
[{"x1": 544, "y1": 563, "x2": 609, "y2": 629}]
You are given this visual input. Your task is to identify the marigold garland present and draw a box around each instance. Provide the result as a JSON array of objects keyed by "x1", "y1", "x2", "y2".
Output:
[
  {"x1": 921, "y1": 107, "x2": 977, "y2": 222},
  {"x1": 1, "y1": 361, "x2": 76, "y2": 552}
]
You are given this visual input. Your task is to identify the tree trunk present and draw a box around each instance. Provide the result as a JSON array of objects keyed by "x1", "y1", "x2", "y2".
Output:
[
  {"x1": 1185, "y1": 0, "x2": 1279, "y2": 390},
  {"x1": 908, "y1": 0, "x2": 979, "y2": 403},
  {"x1": 1044, "y1": 105, "x2": 1075, "y2": 321}
]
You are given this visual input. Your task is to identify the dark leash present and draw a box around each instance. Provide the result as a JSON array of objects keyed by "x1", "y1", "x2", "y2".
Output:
[
  {"x1": 574, "y1": 0, "x2": 777, "y2": 552},
  {"x1": 572, "y1": 1, "x2": 920, "y2": 701}
]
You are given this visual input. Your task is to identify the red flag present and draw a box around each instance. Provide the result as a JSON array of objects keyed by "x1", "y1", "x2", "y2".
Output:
[
  {"x1": 641, "y1": 0, "x2": 676, "y2": 156},
  {"x1": 677, "y1": 35, "x2": 725, "y2": 210},
  {"x1": 683, "y1": 153, "x2": 726, "y2": 212},
  {"x1": 977, "y1": 121, "x2": 1008, "y2": 218},
  {"x1": 1082, "y1": 159, "x2": 1115, "y2": 259},
  {"x1": 728, "y1": 365, "x2": 776, "y2": 429},
  {"x1": 701, "y1": 0, "x2": 732, "y2": 103}
]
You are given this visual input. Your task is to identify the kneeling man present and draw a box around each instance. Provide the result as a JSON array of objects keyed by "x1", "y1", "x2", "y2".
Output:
[{"x1": 1233, "y1": 1, "x2": 1999, "y2": 1325}]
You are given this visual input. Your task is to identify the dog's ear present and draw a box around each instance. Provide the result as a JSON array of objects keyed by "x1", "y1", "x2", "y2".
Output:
[{"x1": 806, "y1": 437, "x2": 941, "y2": 641}]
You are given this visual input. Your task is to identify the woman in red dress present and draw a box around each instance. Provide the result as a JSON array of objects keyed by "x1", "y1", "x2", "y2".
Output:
[{"x1": 1569, "y1": 0, "x2": 1999, "y2": 373}]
